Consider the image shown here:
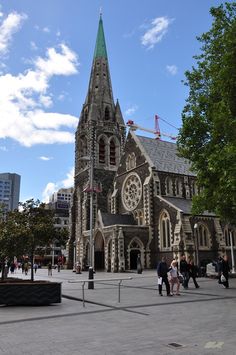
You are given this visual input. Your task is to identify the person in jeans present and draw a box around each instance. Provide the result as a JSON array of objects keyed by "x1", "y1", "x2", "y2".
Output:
[
  {"x1": 188, "y1": 258, "x2": 199, "y2": 288},
  {"x1": 157, "y1": 257, "x2": 171, "y2": 296},
  {"x1": 169, "y1": 260, "x2": 180, "y2": 295},
  {"x1": 180, "y1": 254, "x2": 189, "y2": 289}
]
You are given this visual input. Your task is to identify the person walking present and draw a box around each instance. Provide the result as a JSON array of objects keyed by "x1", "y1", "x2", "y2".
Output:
[
  {"x1": 48, "y1": 262, "x2": 52, "y2": 276},
  {"x1": 33, "y1": 263, "x2": 38, "y2": 274},
  {"x1": 219, "y1": 255, "x2": 230, "y2": 288},
  {"x1": 169, "y1": 260, "x2": 180, "y2": 296},
  {"x1": 188, "y1": 259, "x2": 199, "y2": 288},
  {"x1": 157, "y1": 257, "x2": 171, "y2": 296},
  {"x1": 180, "y1": 255, "x2": 189, "y2": 289}
]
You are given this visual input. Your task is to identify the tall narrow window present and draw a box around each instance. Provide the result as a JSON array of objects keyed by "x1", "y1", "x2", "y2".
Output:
[
  {"x1": 99, "y1": 138, "x2": 105, "y2": 163},
  {"x1": 160, "y1": 212, "x2": 171, "y2": 249},
  {"x1": 110, "y1": 140, "x2": 116, "y2": 165},
  {"x1": 196, "y1": 223, "x2": 209, "y2": 248},
  {"x1": 105, "y1": 107, "x2": 110, "y2": 120},
  {"x1": 165, "y1": 177, "x2": 173, "y2": 195}
]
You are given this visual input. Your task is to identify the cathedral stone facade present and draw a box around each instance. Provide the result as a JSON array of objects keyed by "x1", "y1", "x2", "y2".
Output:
[{"x1": 68, "y1": 16, "x2": 235, "y2": 271}]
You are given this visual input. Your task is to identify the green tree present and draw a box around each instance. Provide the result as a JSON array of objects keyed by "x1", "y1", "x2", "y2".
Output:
[
  {"x1": 0, "y1": 199, "x2": 68, "y2": 281},
  {"x1": 177, "y1": 2, "x2": 236, "y2": 224}
]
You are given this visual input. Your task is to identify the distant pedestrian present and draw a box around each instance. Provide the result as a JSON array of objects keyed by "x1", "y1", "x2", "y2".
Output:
[
  {"x1": 33, "y1": 263, "x2": 38, "y2": 274},
  {"x1": 48, "y1": 262, "x2": 52, "y2": 276},
  {"x1": 188, "y1": 259, "x2": 199, "y2": 288},
  {"x1": 180, "y1": 255, "x2": 189, "y2": 289},
  {"x1": 169, "y1": 260, "x2": 180, "y2": 296},
  {"x1": 137, "y1": 254, "x2": 142, "y2": 274},
  {"x1": 157, "y1": 257, "x2": 171, "y2": 296},
  {"x1": 219, "y1": 255, "x2": 230, "y2": 288},
  {"x1": 57, "y1": 263, "x2": 61, "y2": 272},
  {"x1": 24, "y1": 262, "x2": 29, "y2": 275}
]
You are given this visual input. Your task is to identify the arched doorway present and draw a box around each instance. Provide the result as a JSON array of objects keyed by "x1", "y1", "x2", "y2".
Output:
[
  {"x1": 130, "y1": 249, "x2": 140, "y2": 270},
  {"x1": 94, "y1": 232, "x2": 105, "y2": 270}
]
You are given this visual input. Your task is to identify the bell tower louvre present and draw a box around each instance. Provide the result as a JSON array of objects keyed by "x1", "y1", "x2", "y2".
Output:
[{"x1": 68, "y1": 15, "x2": 126, "y2": 269}]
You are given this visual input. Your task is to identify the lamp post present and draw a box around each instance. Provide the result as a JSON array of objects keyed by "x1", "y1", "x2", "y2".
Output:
[
  {"x1": 73, "y1": 240, "x2": 76, "y2": 272},
  {"x1": 229, "y1": 230, "x2": 235, "y2": 274},
  {"x1": 80, "y1": 155, "x2": 94, "y2": 270},
  {"x1": 194, "y1": 223, "x2": 199, "y2": 268}
]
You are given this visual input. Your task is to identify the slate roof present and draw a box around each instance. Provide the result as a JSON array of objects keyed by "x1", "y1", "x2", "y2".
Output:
[
  {"x1": 163, "y1": 197, "x2": 215, "y2": 216},
  {"x1": 101, "y1": 212, "x2": 136, "y2": 226},
  {"x1": 136, "y1": 135, "x2": 196, "y2": 176}
]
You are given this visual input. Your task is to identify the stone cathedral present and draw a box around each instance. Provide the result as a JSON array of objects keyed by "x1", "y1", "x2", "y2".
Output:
[{"x1": 68, "y1": 16, "x2": 235, "y2": 272}]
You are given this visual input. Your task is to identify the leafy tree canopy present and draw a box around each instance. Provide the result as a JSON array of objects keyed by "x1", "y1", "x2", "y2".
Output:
[
  {"x1": 177, "y1": 2, "x2": 236, "y2": 224},
  {"x1": 0, "y1": 199, "x2": 68, "y2": 280}
]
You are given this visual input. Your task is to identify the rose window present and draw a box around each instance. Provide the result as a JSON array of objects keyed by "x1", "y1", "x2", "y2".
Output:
[{"x1": 122, "y1": 173, "x2": 142, "y2": 211}]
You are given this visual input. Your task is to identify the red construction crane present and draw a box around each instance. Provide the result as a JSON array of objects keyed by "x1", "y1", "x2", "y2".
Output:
[{"x1": 126, "y1": 114, "x2": 177, "y2": 141}]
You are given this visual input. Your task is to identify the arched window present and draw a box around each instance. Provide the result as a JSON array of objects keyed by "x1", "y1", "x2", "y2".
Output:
[
  {"x1": 175, "y1": 178, "x2": 182, "y2": 197},
  {"x1": 134, "y1": 210, "x2": 144, "y2": 225},
  {"x1": 110, "y1": 140, "x2": 116, "y2": 165},
  {"x1": 196, "y1": 224, "x2": 209, "y2": 248},
  {"x1": 99, "y1": 138, "x2": 106, "y2": 163},
  {"x1": 160, "y1": 212, "x2": 171, "y2": 249},
  {"x1": 165, "y1": 177, "x2": 173, "y2": 195},
  {"x1": 126, "y1": 153, "x2": 136, "y2": 171},
  {"x1": 104, "y1": 107, "x2": 110, "y2": 120}
]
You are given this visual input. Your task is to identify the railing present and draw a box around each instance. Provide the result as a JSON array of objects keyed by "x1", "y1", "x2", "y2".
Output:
[{"x1": 68, "y1": 277, "x2": 132, "y2": 307}]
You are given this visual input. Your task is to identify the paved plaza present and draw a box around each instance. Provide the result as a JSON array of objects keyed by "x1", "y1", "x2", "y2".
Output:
[{"x1": 0, "y1": 268, "x2": 235, "y2": 355}]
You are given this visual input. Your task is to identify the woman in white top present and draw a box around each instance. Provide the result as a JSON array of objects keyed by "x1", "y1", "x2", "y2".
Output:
[{"x1": 169, "y1": 260, "x2": 180, "y2": 295}]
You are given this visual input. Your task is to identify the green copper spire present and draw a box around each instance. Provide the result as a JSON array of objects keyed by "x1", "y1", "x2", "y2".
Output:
[{"x1": 93, "y1": 15, "x2": 107, "y2": 59}]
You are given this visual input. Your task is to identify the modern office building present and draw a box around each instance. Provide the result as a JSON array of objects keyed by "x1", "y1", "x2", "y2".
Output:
[{"x1": 0, "y1": 173, "x2": 21, "y2": 212}]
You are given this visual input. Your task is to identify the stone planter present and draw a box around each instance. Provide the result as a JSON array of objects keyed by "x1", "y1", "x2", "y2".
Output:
[{"x1": 0, "y1": 279, "x2": 61, "y2": 305}]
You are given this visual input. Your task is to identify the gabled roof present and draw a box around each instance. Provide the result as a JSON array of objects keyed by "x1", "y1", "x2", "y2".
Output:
[
  {"x1": 132, "y1": 132, "x2": 195, "y2": 176},
  {"x1": 100, "y1": 212, "x2": 136, "y2": 226},
  {"x1": 162, "y1": 196, "x2": 216, "y2": 216}
]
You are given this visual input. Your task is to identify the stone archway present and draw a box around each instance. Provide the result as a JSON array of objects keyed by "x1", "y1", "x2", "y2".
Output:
[
  {"x1": 94, "y1": 232, "x2": 105, "y2": 270},
  {"x1": 128, "y1": 238, "x2": 144, "y2": 270}
]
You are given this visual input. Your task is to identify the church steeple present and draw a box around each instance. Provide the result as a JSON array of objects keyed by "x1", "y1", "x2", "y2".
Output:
[
  {"x1": 84, "y1": 14, "x2": 114, "y2": 111},
  {"x1": 93, "y1": 15, "x2": 107, "y2": 59},
  {"x1": 75, "y1": 15, "x2": 126, "y2": 176}
]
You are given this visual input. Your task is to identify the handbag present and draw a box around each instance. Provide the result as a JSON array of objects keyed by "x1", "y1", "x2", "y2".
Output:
[
  {"x1": 178, "y1": 273, "x2": 184, "y2": 284},
  {"x1": 221, "y1": 274, "x2": 226, "y2": 283}
]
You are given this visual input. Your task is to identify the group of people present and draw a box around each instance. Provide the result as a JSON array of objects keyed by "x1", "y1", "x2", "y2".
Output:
[
  {"x1": 157, "y1": 254, "x2": 231, "y2": 296},
  {"x1": 157, "y1": 255, "x2": 199, "y2": 296}
]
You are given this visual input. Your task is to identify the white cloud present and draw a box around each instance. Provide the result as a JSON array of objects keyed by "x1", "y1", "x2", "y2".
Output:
[
  {"x1": 62, "y1": 167, "x2": 74, "y2": 188},
  {"x1": 42, "y1": 182, "x2": 57, "y2": 203},
  {"x1": 166, "y1": 64, "x2": 177, "y2": 75},
  {"x1": 42, "y1": 167, "x2": 74, "y2": 202},
  {"x1": 125, "y1": 105, "x2": 138, "y2": 117},
  {"x1": 39, "y1": 156, "x2": 53, "y2": 161},
  {"x1": 0, "y1": 43, "x2": 79, "y2": 146},
  {"x1": 35, "y1": 44, "x2": 78, "y2": 77},
  {"x1": 0, "y1": 11, "x2": 27, "y2": 55},
  {"x1": 141, "y1": 16, "x2": 173, "y2": 49}
]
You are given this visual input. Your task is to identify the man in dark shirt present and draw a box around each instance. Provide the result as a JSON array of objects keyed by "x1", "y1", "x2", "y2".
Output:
[
  {"x1": 180, "y1": 254, "x2": 189, "y2": 289},
  {"x1": 219, "y1": 255, "x2": 230, "y2": 288},
  {"x1": 157, "y1": 257, "x2": 171, "y2": 296}
]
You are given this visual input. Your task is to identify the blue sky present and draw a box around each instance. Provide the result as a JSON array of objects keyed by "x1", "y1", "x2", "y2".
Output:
[{"x1": 0, "y1": 0, "x2": 228, "y2": 203}]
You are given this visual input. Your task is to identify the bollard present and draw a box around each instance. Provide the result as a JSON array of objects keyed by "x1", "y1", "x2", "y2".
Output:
[{"x1": 88, "y1": 266, "x2": 94, "y2": 289}]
